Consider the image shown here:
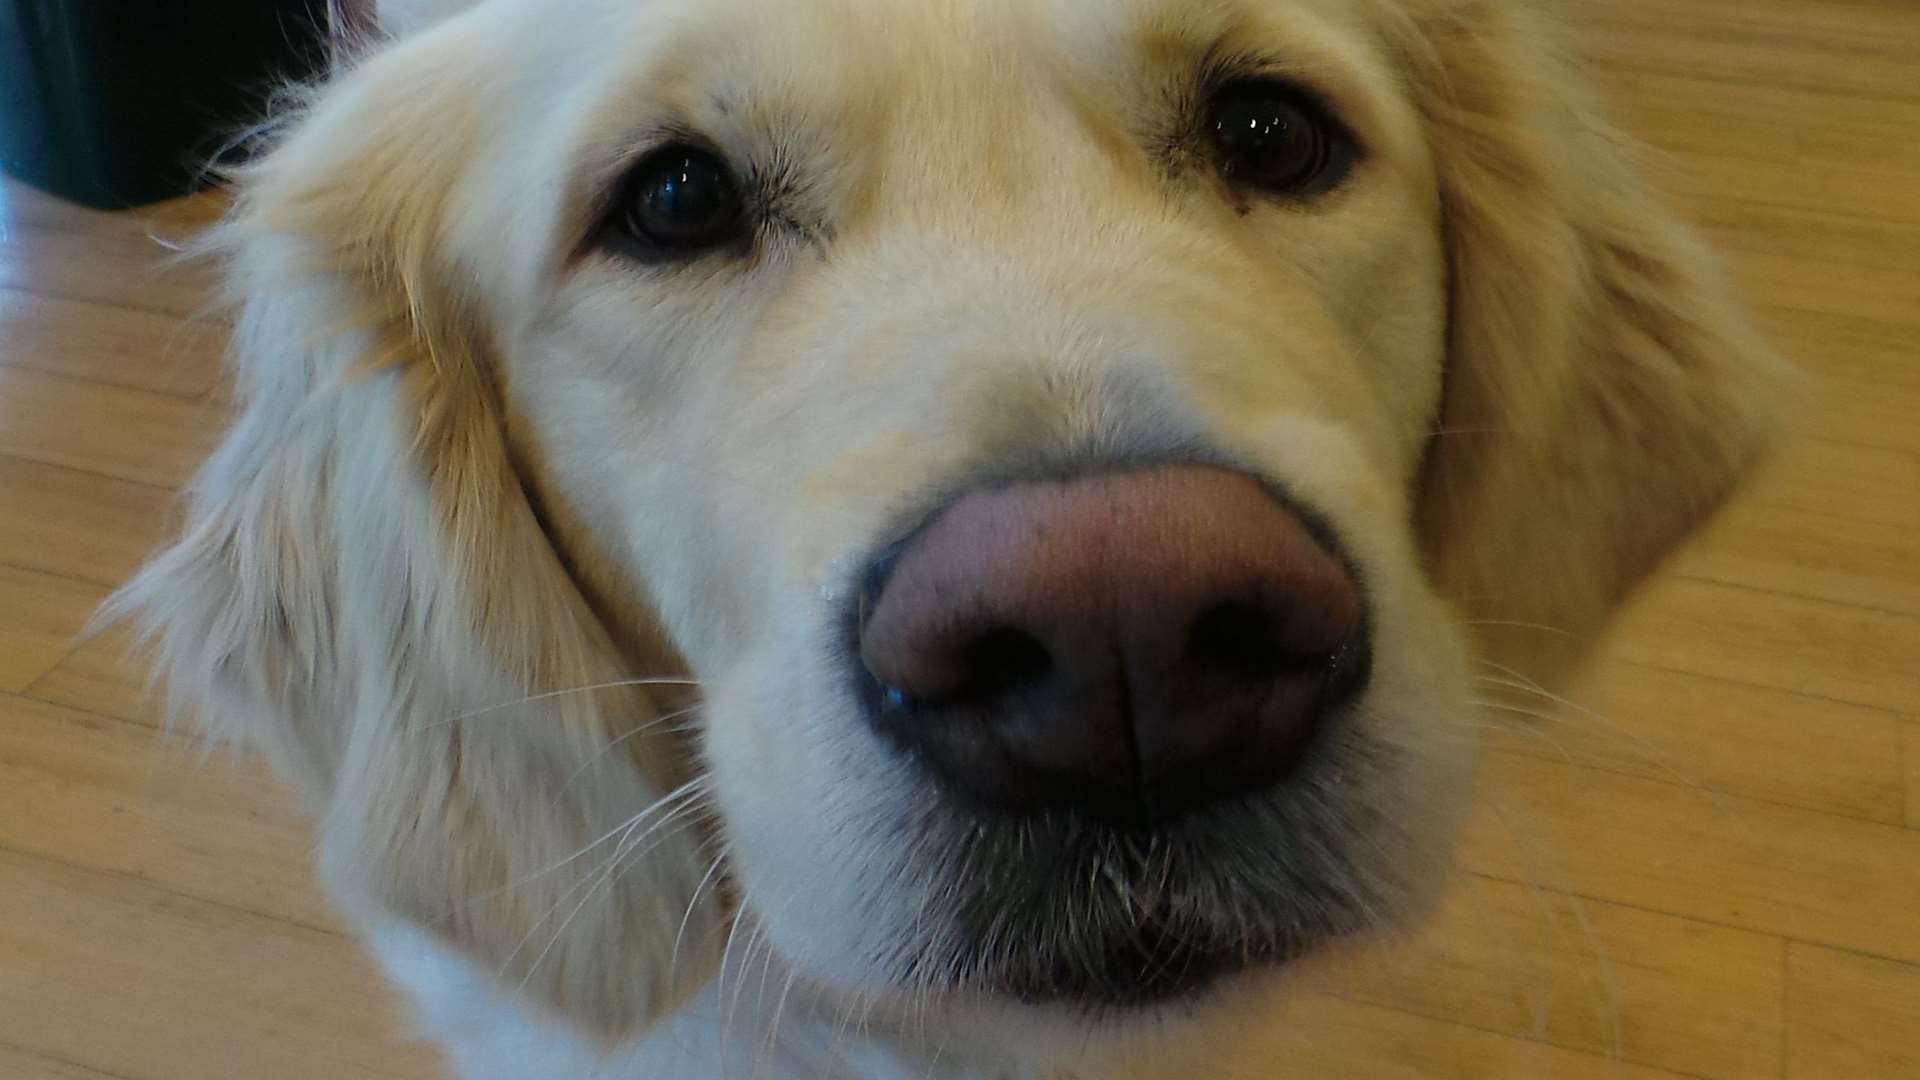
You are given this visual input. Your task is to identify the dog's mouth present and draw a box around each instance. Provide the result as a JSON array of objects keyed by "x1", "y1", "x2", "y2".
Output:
[{"x1": 899, "y1": 728, "x2": 1393, "y2": 1009}]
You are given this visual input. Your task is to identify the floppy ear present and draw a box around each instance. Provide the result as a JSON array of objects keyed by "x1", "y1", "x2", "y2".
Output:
[
  {"x1": 1402, "y1": 0, "x2": 1792, "y2": 688},
  {"x1": 111, "y1": 27, "x2": 722, "y2": 1041}
]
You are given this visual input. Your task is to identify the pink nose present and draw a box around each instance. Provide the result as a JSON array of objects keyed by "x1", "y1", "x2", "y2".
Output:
[{"x1": 858, "y1": 465, "x2": 1368, "y2": 825}]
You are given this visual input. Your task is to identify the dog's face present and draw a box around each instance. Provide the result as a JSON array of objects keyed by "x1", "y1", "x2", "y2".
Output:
[
  {"x1": 125, "y1": 0, "x2": 1788, "y2": 1061},
  {"x1": 520, "y1": 0, "x2": 1464, "y2": 1008}
]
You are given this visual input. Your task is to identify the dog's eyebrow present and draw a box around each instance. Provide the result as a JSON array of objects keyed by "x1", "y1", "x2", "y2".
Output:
[
  {"x1": 556, "y1": 65, "x2": 862, "y2": 270},
  {"x1": 1128, "y1": 3, "x2": 1407, "y2": 172},
  {"x1": 1053, "y1": 3, "x2": 1367, "y2": 128},
  {"x1": 559, "y1": 114, "x2": 824, "y2": 271}
]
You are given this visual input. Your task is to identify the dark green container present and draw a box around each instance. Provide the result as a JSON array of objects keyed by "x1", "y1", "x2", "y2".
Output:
[{"x1": 0, "y1": 1, "x2": 331, "y2": 209}]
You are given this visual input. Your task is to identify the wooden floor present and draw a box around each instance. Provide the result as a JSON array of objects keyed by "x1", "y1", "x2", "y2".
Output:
[{"x1": 1, "y1": 2, "x2": 1916, "y2": 1077}]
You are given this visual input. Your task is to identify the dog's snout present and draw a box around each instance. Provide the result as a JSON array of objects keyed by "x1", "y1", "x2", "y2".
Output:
[{"x1": 858, "y1": 465, "x2": 1368, "y2": 825}]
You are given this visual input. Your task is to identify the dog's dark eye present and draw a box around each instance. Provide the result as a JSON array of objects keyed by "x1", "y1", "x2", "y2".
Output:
[
  {"x1": 1207, "y1": 80, "x2": 1355, "y2": 197},
  {"x1": 615, "y1": 145, "x2": 746, "y2": 254}
]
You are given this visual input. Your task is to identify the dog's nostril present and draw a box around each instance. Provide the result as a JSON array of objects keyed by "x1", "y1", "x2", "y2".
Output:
[
  {"x1": 958, "y1": 627, "x2": 1052, "y2": 701},
  {"x1": 1187, "y1": 601, "x2": 1292, "y2": 677}
]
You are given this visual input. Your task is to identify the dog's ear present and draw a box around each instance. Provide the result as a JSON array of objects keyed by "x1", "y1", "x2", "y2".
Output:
[
  {"x1": 1401, "y1": 0, "x2": 1792, "y2": 688},
  {"x1": 111, "y1": 29, "x2": 722, "y2": 1041}
]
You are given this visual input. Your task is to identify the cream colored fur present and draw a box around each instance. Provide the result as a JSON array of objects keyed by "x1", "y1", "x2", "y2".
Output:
[{"x1": 114, "y1": 0, "x2": 1789, "y2": 1076}]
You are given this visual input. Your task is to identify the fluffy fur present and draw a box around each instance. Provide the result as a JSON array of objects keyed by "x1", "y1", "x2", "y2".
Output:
[{"x1": 115, "y1": 0, "x2": 1789, "y2": 1075}]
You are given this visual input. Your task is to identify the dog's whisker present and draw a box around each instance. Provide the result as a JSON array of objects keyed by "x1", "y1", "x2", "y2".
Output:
[
  {"x1": 1472, "y1": 664, "x2": 1754, "y2": 840},
  {"x1": 495, "y1": 809, "x2": 657, "y2": 981},
  {"x1": 1479, "y1": 791, "x2": 1627, "y2": 1063},
  {"x1": 1460, "y1": 619, "x2": 1579, "y2": 639},
  {"x1": 718, "y1": 887, "x2": 775, "y2": 1060},
  {"x1": 1463, "y1": 871, "x2": 1554, "y2": 1044},
  {"x1": 1477, "y1": 797, "x2": 1581, "y2": 1037},
  {"x1": 671, "y1": 840, "x2": 733, "y2": 982},
  {"x1": 492, "y1": 776, "x2": 711, "y2": 979},
  {"x1": 1464, "y1": 703, "x2": 1592, "y2": 770},
  {"x1": 514, "y1": 781, "x2": 714, "y2": 995},
  {"x1": 715, "y1": 890, "x2": 759, "y2": 1061},
  {"x1": 749, "y1": 911, "x2": 799, "y2": 1076},
  {"x1": 752, "y1": 906, "x2": 784, "y2": 1030},
  {"x1": 429, "y1": 677, "x2": 703, "y2": 727},
  {"x1": 822, "y1": 965, "x2": 886, "y2": 1074},
  {"x1": 516, "y1": 837, "x2": 641, "y2": 985},
  {"x1": 557, "y1": 702, "x2": 705, "y2": 794},
  {"x1": 1421, "y1": 424, "x2": 1502, "y2": 440},
  {"x1": 444, "y1": 773, "x2": 714, "y2": 921},
  {"x1": 1559, "y1": 875, "x2": 1628, "y2": 1062},
  {"x1": 435, "y1": 814, "x2": 639, "y2": 925},
  {"x1": 745, "y1": 922, "x2": 784, "y2": 1068},
  {"x1": 759, "y1": 966, "x2": 803, "y2": 1079},
  {"x1": 1473, "y1": 674, "x2": 1749, "y2": 1064},
  {"x1": 916, "y1": 1016, "x2": 961, "y2": 1080}
]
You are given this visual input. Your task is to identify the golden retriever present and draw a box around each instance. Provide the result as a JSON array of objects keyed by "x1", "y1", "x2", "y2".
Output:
[{"x1": 117, "y1": 0, "x2": 1790, "y2": 1075}]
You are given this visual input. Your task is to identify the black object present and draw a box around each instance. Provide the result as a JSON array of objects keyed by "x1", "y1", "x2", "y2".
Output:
[{"x1": 0, "y1": 1, "x2": 331, "y2": 209}]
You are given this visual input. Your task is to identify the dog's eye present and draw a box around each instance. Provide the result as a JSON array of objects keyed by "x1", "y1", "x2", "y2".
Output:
[
  {"x1": 614, "y1": 145, "x2": 746, "y2": 254},
  {"x1": 1206, "y1": 80, "x2": 1354, "y2": 197}
]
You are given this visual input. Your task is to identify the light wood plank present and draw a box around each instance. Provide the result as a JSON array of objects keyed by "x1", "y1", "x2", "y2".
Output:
[
  {"x1": 0, "y1": 176, "x2": 225, "y2": 236},
  {"x1": 1606, "y1": 70, "x2": 1920, "y2": 170},
  {"x1": 0, "y1": 222, "x2": 215, "y2": 320},
  {"x1": 1460, "y1": 751, "x2": 1920, "y2": 969},
  {"x1": 0, "y1": 456, "x2": 178, "y2": 587},
  {"x1": 0, "y1": 849, "x2": 443, "y2": 1080},
  {"x1": 0, "y1": 566, "x2": 106, "y2": 693},
  {"x1": 1583, "y1": 0, "x2": 1920, "y2": 54},
  {"x1": 1604, "y1": 576, "x2": 1920, "y2": 716},
  {"x1": 0, "y1": 692, "x2": 337, "y2": 930},
  {"x1": 1685, "y1": 199, "x2": 1920, "y2": 282},
  {"x1": 1603, "y1": 97, "x2": 1799, "y2": 166},
  {"x1": 1483, "y1": 659, "x2": 1905, "y2": 825},
  {"x1": 1740, "y1": 437, "x2": 1919, "y2": 533},
  {"x1": 1787, "y1": 944, "x2": 1920, "y2": 1079},
  {"x1": 1681, "y1": 496, "x2": 1920, "y2": 621},
  {"x1": 1579, "y1": 15, "x2": 1920, "y2": 109},
  {"x1": 0, "y1": 1044, "x2": 127, "y2": 1080},
  {"x1": 1733, "y1": 248, "x2": 1920, "y2": 328},
  {"x1": 1905, "y1": 723, "x2": 1920, "y2": 831},
  {"x1": 1180, "y1": 992, "x2": 1698, "y2": 1080},
  {"x1": 0, "y1": 286, "x2": 227, "y2": 399},
  {"x1": 1760, "y1": 309, "x2": 1920, "y2": 456},
  {"x1": 1309, "y1": 875, "x2": 1784, "y2": 1080},
  {"x1": 1674, "y1": 438, "x2": 1920, "y2": 617},
  {"x1": 0, "y1": 367, "x2": 223, "y2": 489},
  {"x1": 1799, "y1": 124, "x2": 1920, "y2": 178},
  {"x1": 23, "y1": 622, "x2": 167, "y2": 729}
]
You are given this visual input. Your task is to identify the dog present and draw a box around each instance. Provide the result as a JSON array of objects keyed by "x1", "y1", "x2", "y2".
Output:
[{"x1": 115, "y1": 0, "x2": 1790, "y2": 1075}]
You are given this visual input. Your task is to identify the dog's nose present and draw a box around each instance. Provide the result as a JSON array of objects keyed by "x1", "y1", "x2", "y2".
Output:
[{"x1": 858, "y1": 464, "x2": 1368, "y2": 826}]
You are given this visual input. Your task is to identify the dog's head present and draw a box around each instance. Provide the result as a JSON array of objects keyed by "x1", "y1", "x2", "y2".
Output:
[{"x1": 122, "y1": 0, "x2": 1788, "y2": 1061}]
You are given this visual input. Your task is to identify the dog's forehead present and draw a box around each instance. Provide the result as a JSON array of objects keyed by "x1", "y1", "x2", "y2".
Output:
[
  {"x1": 562, "y1": 0, "x2": 1386, "y2": 121},
  {"x1": 525, "y1": 0, "x2": 1408, "y2": 224}
]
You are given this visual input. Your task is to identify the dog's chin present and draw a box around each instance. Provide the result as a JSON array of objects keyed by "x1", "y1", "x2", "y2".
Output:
[
  {"x1": 896, "y1": 742, "x2": 1394, "y2": 1017},
  {"x1": 981, "y1": 910, "x2": 1308, "y2": 1011}
]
